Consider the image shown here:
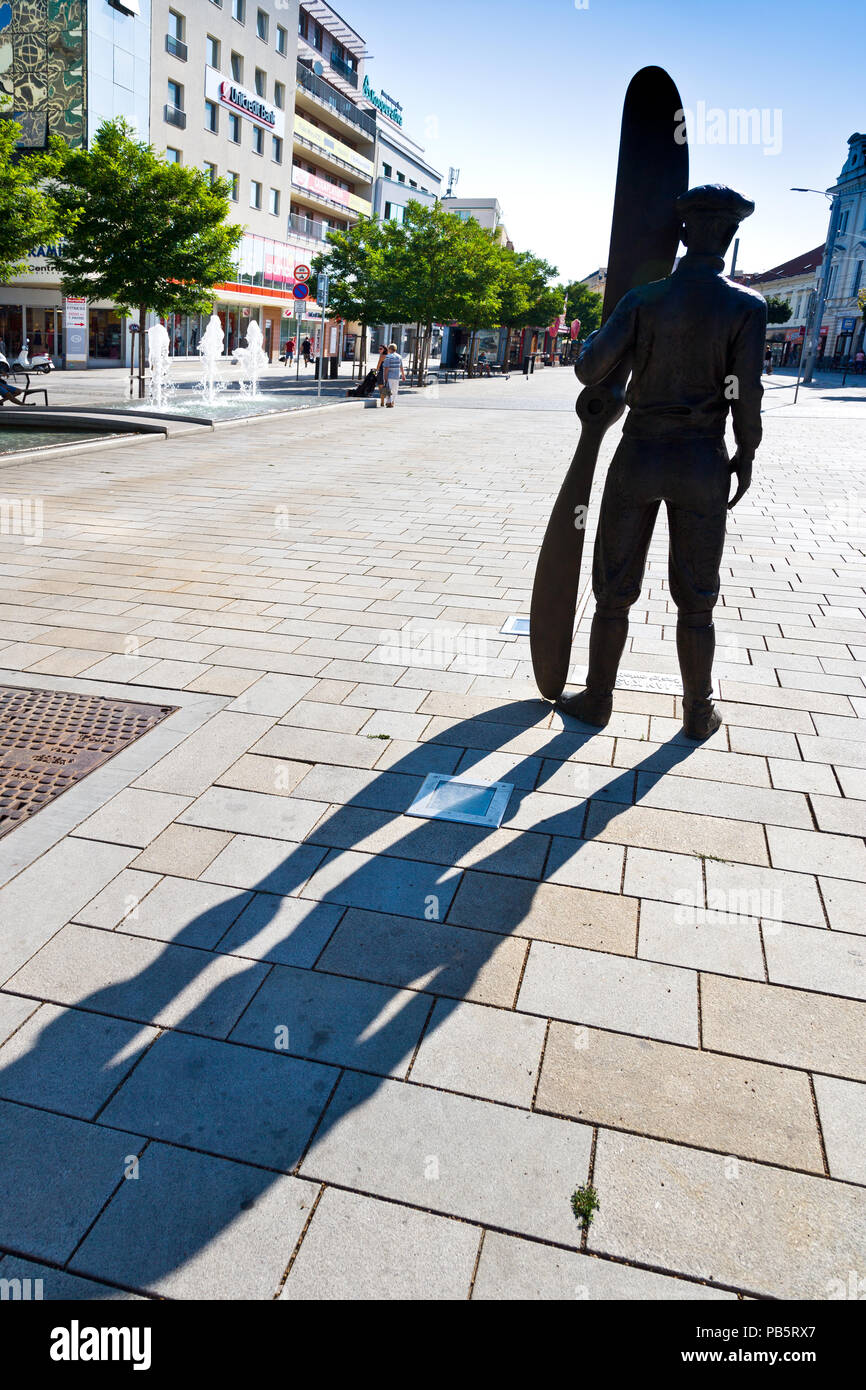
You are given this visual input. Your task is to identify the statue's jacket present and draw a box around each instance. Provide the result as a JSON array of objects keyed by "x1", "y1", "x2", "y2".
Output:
[{"x1": 577, "y1": 253, "x2": 768, "y2": 458}]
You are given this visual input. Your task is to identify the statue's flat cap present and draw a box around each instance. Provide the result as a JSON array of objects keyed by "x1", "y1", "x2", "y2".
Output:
[{"x1": 676, "y1": 185, "x2": 755, "y2": 222}]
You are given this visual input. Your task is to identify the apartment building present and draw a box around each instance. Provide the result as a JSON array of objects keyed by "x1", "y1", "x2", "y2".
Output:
[
  {"x1": 742, "y1": 247, "x2": 825, "y2": 367},
  {"x1": 292, "y1": 4, "x2": 375, "y2": 250},
  {"x1": 151, "y1": 0, "x2": 302, "y2": 359}
]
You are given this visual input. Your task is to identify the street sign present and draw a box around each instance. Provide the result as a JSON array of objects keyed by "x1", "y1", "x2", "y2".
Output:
[
  {"x1": 318, "y1": 272, "x2": 330, "y2": 303},
  {"x1": 294, "y1": 264, "x2": 311, "y2": 283},
  {"x1": 292, "y1": 283, "x2": 310, "y2": 301}
]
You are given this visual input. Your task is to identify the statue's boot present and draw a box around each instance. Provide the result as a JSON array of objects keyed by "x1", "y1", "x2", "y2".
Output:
[
  {"x1": 558, "y1": 612, "x2": 628, "y2": 727},
  {"x1": 678, "y1": 618, "x2": 723, "y2": 740}
]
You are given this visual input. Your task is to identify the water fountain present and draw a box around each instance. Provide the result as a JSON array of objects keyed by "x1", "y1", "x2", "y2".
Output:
[
  {"x1": 146, "y1": 323, "x2": 173, "y2": 410},
  {"x1": 197, "y1": 313, "x2": 225, "y2": 406},
  {"x1": 234, "y1": 319, "x2": 269, "y2": 399}
]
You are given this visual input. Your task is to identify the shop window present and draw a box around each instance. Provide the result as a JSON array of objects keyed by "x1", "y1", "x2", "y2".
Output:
[
  {"x1": 89, "y1": 308, "x2": 123, "y2": 360},
  {"x1": 0, "y1": 305, "x2": 24, "y2": 358}
]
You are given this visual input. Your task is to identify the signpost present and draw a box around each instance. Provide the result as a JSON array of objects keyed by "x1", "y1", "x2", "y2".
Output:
[
  {"x1": 317, "y1": 273, "x2": 330, "y2": 399},
  {"x1": 292, "y1": 282, "x2": 309, "y2": 383}
]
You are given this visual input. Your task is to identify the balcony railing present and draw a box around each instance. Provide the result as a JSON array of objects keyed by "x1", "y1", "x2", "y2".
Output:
[
  {"x1": 292, "y1": 130, "x2": 371, "y2": 182},
  {"x1": 296, "y1": 61, "x2": 376, "y2": 140},
  {"x1": 330, "y1": 51, "x2": 359, "y2": 88},
  {"x1": 289, "y1": 213, "x2": 330, "y2": 241},
  {"x1": 164, "y1": 104, "x2": 187, "y2": 129},
  {"x1": 165, "y1": 34, "x2": 188, "y2": 61}
]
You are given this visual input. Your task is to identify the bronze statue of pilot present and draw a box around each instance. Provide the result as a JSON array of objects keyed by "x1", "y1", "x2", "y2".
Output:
[{"x1": 560, "y1": 185, "x2": 767, "y2": 741}]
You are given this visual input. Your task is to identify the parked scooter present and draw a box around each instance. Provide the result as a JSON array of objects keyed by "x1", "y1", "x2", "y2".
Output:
[{"x1": 14, "y1": 340, "x2": 55, "y2": 374}]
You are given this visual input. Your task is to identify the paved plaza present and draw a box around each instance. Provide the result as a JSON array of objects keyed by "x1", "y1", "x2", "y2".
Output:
[{"x1": 0, "y1": 365, "x2": 864, "y2": 1300}]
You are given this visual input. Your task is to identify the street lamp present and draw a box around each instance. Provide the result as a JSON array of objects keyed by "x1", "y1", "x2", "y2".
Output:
[{"x1": 791, "y1": 186, "x2": 841, "y2": 386}]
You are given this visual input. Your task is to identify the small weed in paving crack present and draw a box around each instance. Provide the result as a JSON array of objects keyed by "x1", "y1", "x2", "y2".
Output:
[
  {"x1": 571, "y1": 1184, "x2": 600, "y2": 1232},
  {"x1": 367, "y1": 733, "x2": 391, "y2": 740}
]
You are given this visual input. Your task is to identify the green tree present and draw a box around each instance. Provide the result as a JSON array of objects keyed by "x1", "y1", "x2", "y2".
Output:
[
  {"x1": 563, "y1": 281, "x2": 604, "y2": 340},
  {"x1": 766, "y1": 295, "x2": 792, "y2": 325},
  {"x1": 311, "y1": 217, "x2": 391, "y2": 374},
  {"x1": 498, "y1": 250, "x2": 563, "y2": 365},
  {"x1": 49, "y1": 119, "x2": 242, "y2": 397},
  {"x1": 0, "y1": 120, "x2": 57, "y2": 282}
]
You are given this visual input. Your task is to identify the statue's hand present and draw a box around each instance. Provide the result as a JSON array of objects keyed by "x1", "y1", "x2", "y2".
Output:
[{"x1": 728, "y1": 452, "x2": 753, "y2": 509}]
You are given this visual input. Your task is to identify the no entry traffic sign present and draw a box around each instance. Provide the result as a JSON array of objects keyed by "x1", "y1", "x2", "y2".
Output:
[{"x1": 294, "y1": 264, "x2": 311, "y2": 282}]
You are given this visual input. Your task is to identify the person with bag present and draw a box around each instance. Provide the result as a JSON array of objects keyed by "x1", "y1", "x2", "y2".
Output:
[
  {"x1": 383, "y1": 343, "x2": 406, "y2": 408},
  {"x1": 375, "y1": 345, "x2": 388, "y2": 407}
]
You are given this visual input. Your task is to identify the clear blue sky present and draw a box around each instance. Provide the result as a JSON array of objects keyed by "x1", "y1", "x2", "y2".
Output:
[{"x1": 349, "y1": 0, "x2": 863, "y2": 283}]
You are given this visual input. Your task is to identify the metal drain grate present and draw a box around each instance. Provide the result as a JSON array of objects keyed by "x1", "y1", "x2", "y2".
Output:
[{"x1": 0, "y1": 685, "x2": 177, "y2": 839}]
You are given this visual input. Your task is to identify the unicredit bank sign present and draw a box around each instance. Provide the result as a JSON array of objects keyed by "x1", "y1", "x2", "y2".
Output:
[{"x1": 205, "y1": 66, "x2": 285, "y2": 136}]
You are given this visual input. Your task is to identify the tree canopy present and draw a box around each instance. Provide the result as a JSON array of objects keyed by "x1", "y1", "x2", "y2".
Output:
[
  {"x1": 48, "y1": 119, "x2": 242, "y2": 392},
  {"x1": 563, "y1": 281, "x2": 604, "y2": 338},
  {"x1": 0, "y1": 120, "x2": 58, "y2": 282},
  {"x1": 765, "y1": 295, "x2": 793, "y2": 325}
]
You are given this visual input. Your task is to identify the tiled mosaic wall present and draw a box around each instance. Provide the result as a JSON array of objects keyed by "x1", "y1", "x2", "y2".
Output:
[{"x1": 0, "y1": 1, "x2": 86, "y2": 149}]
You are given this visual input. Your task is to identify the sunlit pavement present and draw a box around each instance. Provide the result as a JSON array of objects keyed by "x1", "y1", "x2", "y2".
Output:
[{"x1": 0, "y1": 365, "x2": 864, "y2": 1300}]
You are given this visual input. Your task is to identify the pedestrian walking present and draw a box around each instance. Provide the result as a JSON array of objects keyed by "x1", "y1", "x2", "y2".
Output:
[
  {"x1": 301, "y1": 337, "x2": 312, "y2": 368},
  {"x1": 764, "y1": 345, "x2": 773, "y2": 376},
  {"x1": 286, "y1": 336, "x2": 296, "y2": 367},
  {"x1": 375, "y1": 346, "x2": 388, "y2": 407},
  {"x1": 383, "y1": 343, "x2": 405, "y2": 408},
  {"x1": 855, "y1": 349, "x2": 865, "y2": 375}
]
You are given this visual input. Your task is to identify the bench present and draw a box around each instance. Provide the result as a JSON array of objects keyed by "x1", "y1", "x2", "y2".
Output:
[{"x1": 0, "y1": 373, "x2": 49, "y2": 407}]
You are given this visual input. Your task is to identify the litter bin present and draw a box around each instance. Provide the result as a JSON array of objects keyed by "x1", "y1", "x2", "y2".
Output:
[
  {"x1": 314, "y1": 356, "x2": 325, "y2": 379},
  {"x1": 329, "y1": 355, "x2": 339, "y2": 379}
]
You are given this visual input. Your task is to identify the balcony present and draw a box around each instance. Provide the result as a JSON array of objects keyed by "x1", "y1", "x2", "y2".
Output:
[
  {"x1": 289, "y1": 212, "x2": 330, "y2": 242},
  {"x1": 164, "y1": 104, "x2": 187, "y2": 129},
  {"x1": 165, "y1": 34, "x2": 188, "y2": 61},
  {"x1": 296, "y1": 61, "x2": 376, "y2": 140},
  {"x1": 292, "y1": 130, "x2": 372, "y2": 183},
  {"x1": 330, "y1": 51, "x2": 358, "y2": 88}
]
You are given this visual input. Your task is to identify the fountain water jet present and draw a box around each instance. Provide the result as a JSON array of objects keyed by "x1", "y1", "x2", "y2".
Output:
[
  {"x1": 146, "y1": 323, "x2": 173, "y2": 410},
  {"x1": 197, "y1": 314, "x2": 225, "y2": 405},
  {"x1": 235, "y1": 319, "x2": 269, "y2": 398}
]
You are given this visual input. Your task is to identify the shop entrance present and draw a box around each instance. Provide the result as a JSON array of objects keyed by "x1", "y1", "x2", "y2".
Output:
[
  {"x1": 0, "y1": 305, "x2": 24, "y2": 360},
  {"x1": 26, "y1": 307, "x2": 63, "y2": 364}
]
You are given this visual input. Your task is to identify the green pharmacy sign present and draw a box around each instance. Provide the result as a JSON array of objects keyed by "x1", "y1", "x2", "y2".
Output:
[{"x1": 362, "y1": 76, "x2": 403, "y2": 127}]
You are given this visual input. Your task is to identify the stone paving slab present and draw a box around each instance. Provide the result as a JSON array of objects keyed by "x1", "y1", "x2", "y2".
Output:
[
  {"x1": 280, "y1": 1187, "x2": 480, "y2": 1301},
  {"x1": 589, "y1": 1129, "x2": 866, "y2": 1300},
  {"x1": 472, "y1": 1232, "x2": 736, "y2": 1301},
  {"x1": 300, "y1": 1072, "x2": 593, "y2": 1247},
  {"x1": 70, "y1": 1141, "x2": 314, "y2": 1299}
]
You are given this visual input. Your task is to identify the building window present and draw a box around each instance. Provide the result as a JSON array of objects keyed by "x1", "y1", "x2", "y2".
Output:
[
  {"x1": 166, "y1": 10, "x2": 187, "y2": 62},
  {"x1": 276, "y1": 25, "x2": 288, "y2": 56},
  {"x1": 250, "y1": 180, "x2": 262, "y2": 209},
  {"x1": 255, "y1": 68, "x2": 266, "y2": 96},
  {"x1": 252, "y1": 126, "x2": 264, "y2": 155},
  {"x1": 167, "y1": 79, "x2": 184, "y2": 118},
  {"x1": 383, "y1": 162, "x2": 392, "y2": 178},
  {"x1": 205, "y1": 100, "x2": 218, "y2": 132},
  {"x1": 853, "y1": 261, "x2": 863, "y2": 296},
  {"x1": 168, "y1": 9, "x2": 184, "y2": 39},
  {"x1": 384, "y1": 202, "x2": 404, "y2": 224},
  {"x1": 165, "y1": 146, "x2": 181, "y2": 163},
  {"x1": 256, "y1": 8, "x2": 268, "y2": 41},
  {"x1": 298, "y1": 9, "x2": 308, "y2": 40},
  {"x1": 839, "y1": 210, "x2": 850, "y2": 234},
  {"x1": 313, "y1": 22, "x2": 323, "y2": 50},
  {"x1": 228, "y1": 171, "x2": 239, "y2": 201},
  {"x1": 396, "y1": 172, "x2": 405, "y2": 184},
  {"x1": 410, "y1": 180, "x2": 417, "y2": 188},
  {"x1": 272, "y1": 134, "x2": 283, "y2": 162},
  {"x1": 203, "y1": 161, "x2": 217, "y2": 186},
  {"x1": 228, "y1": 112, "x2": 241, "y2": 143},
  {"x1": 232, "y1": 0, "x2": 245, "y2": 24},
  {"x1": 206, "y1": 35, "x2": 220, "y2": 67},
  {"x1": 274, "y1": 80, "x2": 285, "y2": 109},
  {"x1": 269, "y1": 188, "x2": 280, "y2": 216}
]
